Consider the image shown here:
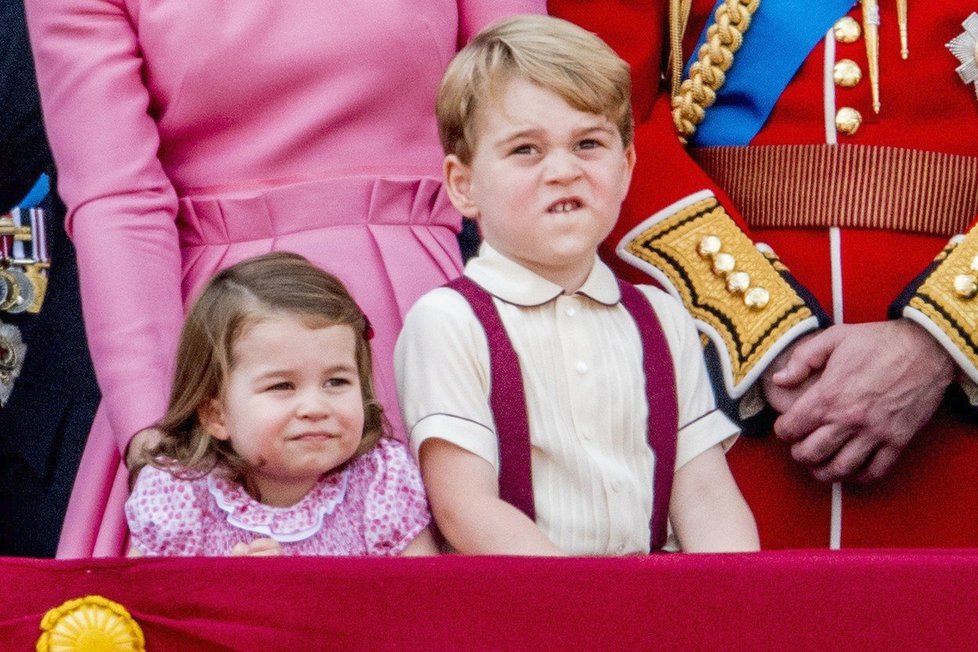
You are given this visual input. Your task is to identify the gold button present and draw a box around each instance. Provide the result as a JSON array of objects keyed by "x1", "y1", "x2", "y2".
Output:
[
  {"x1": 954, "y1": 274, "x2": 978, "y2": 299},
  {"x1": 744, "y1": 287, "x2": 770, "y2": 310},
  {"x1": 713, "y1": 252, "x2": 736, "y2": 275},
  {"x1": 726, "y1": 271, "x2": 750, "y2": 294},
  {"x1": 833, "y1": 59, "x2": 862, "y2": 87},
  {"x1": 835, "y1": 107, "x2": 862, "y2": 136},
  {"x1": 833, "y1": 16, "x2": 861, "y2": 43},
  {"x1": 697, "y1": 235, "x2": 722, "y2": 258},
  {"x1": 970, "y1": 255, "x2": 978, "y2": 273}
]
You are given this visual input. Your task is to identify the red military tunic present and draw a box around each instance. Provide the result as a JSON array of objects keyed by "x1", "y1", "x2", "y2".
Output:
[{"x1": 550, "y1": 0, "x2": 978, "y2": 548}]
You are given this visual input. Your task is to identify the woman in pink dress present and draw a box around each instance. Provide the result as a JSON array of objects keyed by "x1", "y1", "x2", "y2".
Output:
[{"x1": 25, "y1": 0, "x2": 545, "y2": 557}]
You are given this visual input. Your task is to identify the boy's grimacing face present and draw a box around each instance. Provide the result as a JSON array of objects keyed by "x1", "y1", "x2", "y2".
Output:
[{"x1": 444, "y1": 76, "x2": 635, "y2": 290}]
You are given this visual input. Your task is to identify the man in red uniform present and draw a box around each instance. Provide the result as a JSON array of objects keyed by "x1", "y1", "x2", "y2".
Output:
[{"x1": 550, "y1": 1, "x2": 978, "y2": 548}]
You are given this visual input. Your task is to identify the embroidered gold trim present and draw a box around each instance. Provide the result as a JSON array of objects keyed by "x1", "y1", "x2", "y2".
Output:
[
  {"x1": 908, "y1": 232, "x2": 978, "y2": 372},
  {"x1": 622, "y1": 197, "x2": 813, "y2": 385},
  {"x1": 37, "y1": 595, "x2": 145, "y2": 652},
  {"x1": 671, "y1": 0, "x2": 760, "y2": 141}
]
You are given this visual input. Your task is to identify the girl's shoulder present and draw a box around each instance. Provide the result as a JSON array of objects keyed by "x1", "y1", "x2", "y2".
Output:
[
  {"x1": 125, "y1": 464, "x2": 216, "y2": 556},
  {"x1": 349, "y1": 438, "x2": 417, "y2": 481},
  {"x1": 130, "y1": 463, "x2": 212, "y2": 499},
  {"x1": 346, "y1": 438, "x2": 431, "y2": 555},
  {"x1": 127, "y1": 464, "x2": 215, "y2": 518}
]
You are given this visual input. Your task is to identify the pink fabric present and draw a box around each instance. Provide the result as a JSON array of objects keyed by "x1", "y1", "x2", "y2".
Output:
[
  {"x1": 126, "y1": 439, "x2": 430, "y2": 556},
  {"x1": 24, "y1": 0, "x2": 546, "y2": 557},
  {"x1": 3, "y1": 551, "x2": 978, "y2": 649}
]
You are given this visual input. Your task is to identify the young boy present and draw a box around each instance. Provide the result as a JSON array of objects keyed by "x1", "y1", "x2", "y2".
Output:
[{"x1": 395, "y1": 15, "x2": 758, "y2": 555}]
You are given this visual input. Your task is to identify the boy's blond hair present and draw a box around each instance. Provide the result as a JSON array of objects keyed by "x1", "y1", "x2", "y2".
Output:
[{"x1": 437, "y1": 15, "x2": 633, "y2": 164}]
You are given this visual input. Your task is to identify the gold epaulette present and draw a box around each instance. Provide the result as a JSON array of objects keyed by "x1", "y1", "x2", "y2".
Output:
[
  {"x1": 616, "y1": 191, "x2": 821, "y2": 398},
  {"x1": 901, "y1": 226, "x2": 978, "y2": 384}
]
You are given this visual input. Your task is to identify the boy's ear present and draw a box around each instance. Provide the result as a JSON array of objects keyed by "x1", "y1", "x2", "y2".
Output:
[
  {"x1": 443, "y1": 155, "x2": 480, "y2": 219},
  {"x1": 198, "y1": 398, "x2": 230, "y2": 441},
  {"x1": 622, "y1": 143, "x2": 637, "y2": 190}
]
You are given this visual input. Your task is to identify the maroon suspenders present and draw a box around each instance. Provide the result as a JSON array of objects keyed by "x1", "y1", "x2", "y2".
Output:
[
  {"x1": 445, "y1": 276, "x2": 679, "y2": 551},
  {"x1": 618, "y1": 281, "x2": 679, "y2": 551},
  {"x1": 446, "y1": 276, "x2": 536, "y2": 521}
]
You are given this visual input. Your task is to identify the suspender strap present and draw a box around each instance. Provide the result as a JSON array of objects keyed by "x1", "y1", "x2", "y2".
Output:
[
  {"x1": 617, "y1": 280, "x2": 679, "y2": 551},
  {"x1": 446, "y1": 276, "x2": 535, "y2": 521},
  {"x1": 446, "y1": 276, "x2": 679, "y2": 551}
]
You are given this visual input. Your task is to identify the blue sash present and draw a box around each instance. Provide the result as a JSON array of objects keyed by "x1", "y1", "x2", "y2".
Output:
[
  {"x1": 17, "y1": 173, "x2": 50, "y2": 209},
  {"x1": 685, "y1": 0, "x2": 856, "y2": 146}
]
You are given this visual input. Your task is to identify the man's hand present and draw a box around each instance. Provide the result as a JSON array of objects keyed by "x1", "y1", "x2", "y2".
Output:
[
  {"x1": 767, "y1": 319, "x2": 954, "y2": 483},
  {"x1": 760, "y1": 333, "x2": 820, "y2": 414},
  {"x1": 230, "y1": 538, "x2": 283, "y2": 557}
]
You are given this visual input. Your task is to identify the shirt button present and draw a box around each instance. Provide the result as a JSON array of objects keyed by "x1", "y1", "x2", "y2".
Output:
[
  {"x1": 565, "y1": 306, "x2": 577, "y2": 317},
  {"x1": 575, "y1": 361, "x2": 588, "y2": 374},
  {"x1": 611, "y1": 480, "x2": 623, "y2": 493},
  {"x1": 616, "y1": 543, "x2": 626, "y2": 554}
]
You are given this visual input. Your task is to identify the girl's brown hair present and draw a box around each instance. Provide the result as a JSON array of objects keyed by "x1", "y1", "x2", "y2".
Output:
[{"x1": 129, "y1": 252, "x2": 386, "y2": 490}]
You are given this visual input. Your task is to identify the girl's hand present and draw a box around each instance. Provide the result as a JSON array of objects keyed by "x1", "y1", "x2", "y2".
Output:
[{"x1": 230, "y1": 538, "x2": 283, "y2": 557}]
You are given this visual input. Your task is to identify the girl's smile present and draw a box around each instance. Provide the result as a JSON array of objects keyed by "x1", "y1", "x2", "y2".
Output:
[{"x1": 202, "y1": 314, "x2": 366, "y2": 507}]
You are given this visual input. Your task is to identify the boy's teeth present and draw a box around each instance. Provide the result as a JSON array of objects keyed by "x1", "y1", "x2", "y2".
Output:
[{"x1": 551, "y1": 201, "x2": 579, "y2": 213}]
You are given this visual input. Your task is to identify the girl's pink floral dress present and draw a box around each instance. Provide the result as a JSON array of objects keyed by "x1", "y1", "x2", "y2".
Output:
[{"x1": 125, "y1": 439, "x2": 429, "y2": 556}]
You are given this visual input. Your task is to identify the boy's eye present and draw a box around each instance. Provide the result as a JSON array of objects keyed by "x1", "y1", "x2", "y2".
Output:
[
  {"x1": 578, "y1": 139, "x2": 602, "y2": 150},
  {"x1": 325, "y1": 377, "x2": 353, "y2": 388},
  {"x1": 510, "y1": 143, "x2": 537, "y2": 156},
  {"x1": 266, "y1": 381, "x2": 294, "y2": 391}
]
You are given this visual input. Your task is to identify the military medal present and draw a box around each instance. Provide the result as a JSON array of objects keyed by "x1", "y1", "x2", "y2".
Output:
[
  {"x1": 0, "y1": 321, "x2": 26, "y2": 406},
  {"x1": 24, "y1": 263, "x2": 48, "y2": 314},
  {"x1": 948, "y1": 13, "x2": 978, "y2": 100},
  {"x1": 24, "y1": 208, "x2": 49, "y2": 314},
  {"x1": 0, "y1": 206, "x2": 49, "y2": 315},
  {"x1": 0, "y1": 267, "x2": 35, "y2": 314}
]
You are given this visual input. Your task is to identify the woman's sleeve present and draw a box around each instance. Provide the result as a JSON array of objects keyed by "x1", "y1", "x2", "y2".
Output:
[
  {"x1": 457, "y1": 0, "x2": 547, "y2": 43},
  {"x1": 362, "y1": 440, "x2": 432, "y2": 556},
  {"x1": 25, "y1": 0, "x2": 185, "y2": 452}
]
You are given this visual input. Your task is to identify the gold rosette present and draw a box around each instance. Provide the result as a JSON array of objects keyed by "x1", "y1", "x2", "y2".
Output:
[{"x1": 36, "y1": 595, "x2": 145, "y2": 652}]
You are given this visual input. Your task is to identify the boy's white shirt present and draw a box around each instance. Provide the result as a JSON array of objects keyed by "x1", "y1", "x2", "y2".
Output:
[{"x1": 395, "y1": 243, "x2": 738, "y2": 555}]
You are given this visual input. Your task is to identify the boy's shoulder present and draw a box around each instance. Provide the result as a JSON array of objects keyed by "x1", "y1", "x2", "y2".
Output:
[
  {"x1": 629, "y1": 281, "x2": 687, "y2": 316},
  {"x1": 404, "y1": 283, "x2": 480, "y2": 327}
]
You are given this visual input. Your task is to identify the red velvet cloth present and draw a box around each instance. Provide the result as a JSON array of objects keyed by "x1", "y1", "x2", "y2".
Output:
[{"x1": 3, "y1": 552, "x2": 977, "y2": 650}]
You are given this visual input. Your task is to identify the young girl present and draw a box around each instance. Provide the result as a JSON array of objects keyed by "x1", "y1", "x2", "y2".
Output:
[{"x1": 125, "y1": 252, "x2": 436, "y2": 556}]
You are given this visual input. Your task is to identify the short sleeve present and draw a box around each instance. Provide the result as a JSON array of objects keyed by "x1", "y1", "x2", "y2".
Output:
[
  {"x1": 361, "y1": 440, "x2": 432, "y2": 556},
  {"x1": 637, "y1": 286, "x2": 740, "y2": 469},
  {"x1": 395, "y1": 287, "x2": 502, "y2": 470},
  {"x1": 125, "y1": 465, "x2": 206, "y2": 556}
]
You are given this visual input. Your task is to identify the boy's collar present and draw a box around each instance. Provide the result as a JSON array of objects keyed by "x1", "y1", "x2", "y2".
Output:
[{"x1": 464, "y1": 243, "x2": 621, "y2": 307}]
